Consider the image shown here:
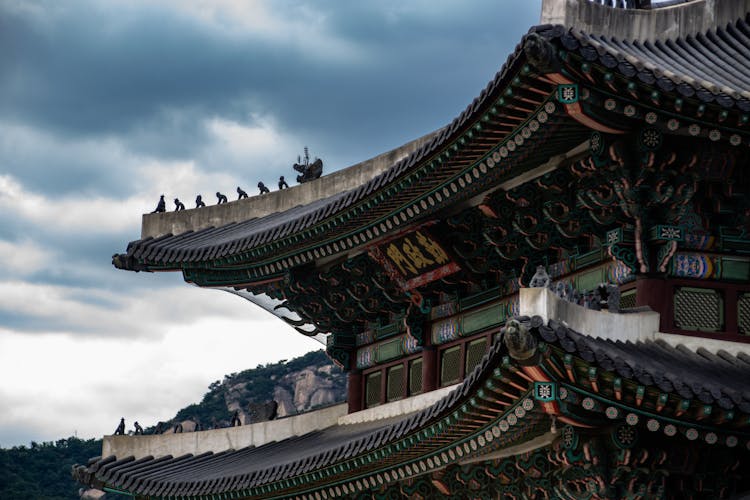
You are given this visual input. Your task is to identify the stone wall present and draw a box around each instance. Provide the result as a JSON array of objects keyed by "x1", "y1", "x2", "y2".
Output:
[
  {"x1": 102, "y1": 404, "x2": 348, "y2": 460},
  {"x1": 541, "y1": 0, "x2": 750, "y2": 41},
  {"x1": 141, "y1": 130, "x2": 440, "y2": 239}
]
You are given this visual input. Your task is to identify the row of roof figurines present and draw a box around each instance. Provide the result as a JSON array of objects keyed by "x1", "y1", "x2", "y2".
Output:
[
  {"x1": 112, "y1": 412, "x2": 241, "y2": 436},
  {"x1": 112, "y1": 401, "x2": 279, "y2": 436},
  {"x1": 150, "y1": 148, "x2": 323, "y2": 213},
  {"x1": 528, "y1": 265, "x2": 624, "y2": 313}
]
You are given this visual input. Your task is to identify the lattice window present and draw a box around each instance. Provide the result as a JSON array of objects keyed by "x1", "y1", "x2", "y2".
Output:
[
  {"x1": 673, "y1": 287, "x2": 724, "y2": 332},
  {"x1": 465, "y1": 337, "x2": 488, "y2": 376},
  {"x1": 387, "y1": 364, "x2": 405, "y2": 402},
  {"x1": 739, "y1": 293, "x2": 750, "y2": 335},
  {"x1": 440, "y1": 346, "x2": 461, "y2": 387},
  {"x1": 409, "y1": 358, "x2": 423, "y2": 396},
  {"x1": 619, "y1": 289, "x2": 636, "y2": 310},
  {"x1": 365, "y1": 371, "x2": 382, "y2": 408}
]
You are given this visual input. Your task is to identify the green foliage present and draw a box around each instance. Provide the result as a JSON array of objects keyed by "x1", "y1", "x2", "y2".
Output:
[{"x1": 0, "y1": 437, "x2": 102, "y2": 500}]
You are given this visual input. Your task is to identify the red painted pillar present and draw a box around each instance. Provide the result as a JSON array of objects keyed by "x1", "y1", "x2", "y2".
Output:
[
  {"x1": 347, "y1": 370, "x2": 363, "y2": 414},
  {"x1": 422, "y1": 345, "x2": 438, "y2": 393},
  {"x1": 636, "y1": 274, "x2": 670, "y2": 331}
]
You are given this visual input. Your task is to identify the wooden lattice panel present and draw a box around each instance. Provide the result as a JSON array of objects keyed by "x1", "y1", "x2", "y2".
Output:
[
  {"x1": 387, "y1": 365, "x2": 405, "y2": 402},
  {"x1": 619, "y1": 289, "x2": 636, "y2": 310},
  {"x1": 739, "y1": 293, "x2": 750, "y2": 335},
  {"x1": 465, "y1": 338, "x2": 488, "y2": 376},
  {"x1": 440, "y1": 346, "x2": 461, "y2": 387},
  {"x1": 365, "y1": 371, "x2": 382, "y2": 408},
  {"x1": 673, "y1": 287, "x2": 723, "y2": 332},
  {"x1": 409, "y1": 358, "x2": 423, "y2": 396}
]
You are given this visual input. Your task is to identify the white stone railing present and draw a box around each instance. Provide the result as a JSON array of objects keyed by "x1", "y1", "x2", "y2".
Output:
[
  {"x1": 541, "y1": 0, "x2": 750, "y2": 42},
  {"x1": 519, "y1": 287, "x2": 660, "y2": 343},
  {"x1": 519, "y1": 287, "x2": 750, "y2": 355},
  {"x1": 102, "y1": 403, "x2": 347, "y2": 460},
  {"x1": 101, "y1": 386, "x2": 464, "y2": 460}
]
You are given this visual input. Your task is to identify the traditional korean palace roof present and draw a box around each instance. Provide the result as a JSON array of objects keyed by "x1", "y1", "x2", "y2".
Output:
[
  {"x1": 111, "y1": 4, "x2": 750, "y2": 363},
  {"x1": 95, "y1": 0, "x2": 750, "y2": 498},
  {"x1": 74, "y1": 289, "x2": 750, "y2": 498},
  {"x1": 114, "y1": 14, "x2": 750, "y2": 278}
]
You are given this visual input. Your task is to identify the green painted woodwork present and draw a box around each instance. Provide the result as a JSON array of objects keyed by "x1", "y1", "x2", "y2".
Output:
[
  {"x1": 557, "y1": 84, "x2": 579, "y2": 104},
  {"x1": 723, "y1": 258, "x2": 750, "y2": 281},
  {"x1": 658, "y1": 393, "x2": 668, "y2": 407},
  {"x1": 576, "y1": 267, "x2": 605, "y2": 294},
  {"x1": 649, "y1": 225, "x2": 684, "y2": 242},
  {"x1": 461, "y1": 302, "x2": 504, "y2": 335},
  {"x1": 375, "y1": 321, "x2": 404, "y2": 340},
  {"x1": 458, "y1": 286, "x2": 501, "y2": 310},
  {"x1": 357, "y1": 332, "x2": 422, "y2": 369}
]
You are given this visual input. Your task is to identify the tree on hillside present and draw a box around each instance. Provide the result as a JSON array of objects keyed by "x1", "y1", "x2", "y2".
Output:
[{"x1": 0, "y1": 437, "x2": 102, "y2": 500}]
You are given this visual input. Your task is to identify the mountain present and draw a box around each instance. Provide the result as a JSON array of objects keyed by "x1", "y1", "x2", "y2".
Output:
[
  {"x1": 0, "y1": 350, "x2": 346, "y2": 499},
  {"x1": 153, "y1": 349, "x2": 347, "y2": 432}
]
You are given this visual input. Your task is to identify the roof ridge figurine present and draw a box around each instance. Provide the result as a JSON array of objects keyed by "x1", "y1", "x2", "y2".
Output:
[
  {"x1": 293, "y1": 146, "x2": 323, "y2": 184},
  {"x1": 150, "y1": 195, "x2": 166, "y2": 213}
]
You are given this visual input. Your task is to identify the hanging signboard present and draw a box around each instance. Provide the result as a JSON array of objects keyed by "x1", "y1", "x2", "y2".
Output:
[{"x1": 370, "y1": 227, "x2": 460, "y2": 290}]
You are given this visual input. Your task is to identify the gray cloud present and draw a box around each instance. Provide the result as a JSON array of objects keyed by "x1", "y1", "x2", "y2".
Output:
[
  {"x1": 0, "y1": 0, "x2": 543, "y2": 333},
  {"x1": 1, "y1": 1, "x2": 540, "y2": 163},
  {"x1": 0, "y1": 0, "x2": 543, "y2": 446}
]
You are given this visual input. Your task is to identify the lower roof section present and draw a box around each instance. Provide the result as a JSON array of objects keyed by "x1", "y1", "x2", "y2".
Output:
[
  {"x1": 74, "y1": 325, "x2": 545, "y2": 497},
  {"x1": 74, "y1": 289, "x2": 750, "y2": 499},
  {"x1": 98, "y1": 386, "x2": 458, "y2": 462}
]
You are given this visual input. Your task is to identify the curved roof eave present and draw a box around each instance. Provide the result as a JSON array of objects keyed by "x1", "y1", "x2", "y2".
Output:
[{"x1": 114, "y1": 17, "x2": 750, "y2": 278}]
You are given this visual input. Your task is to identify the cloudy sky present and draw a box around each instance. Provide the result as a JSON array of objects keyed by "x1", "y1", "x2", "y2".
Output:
[{"x1": 0, "y1": 0, "x2": 542, "y2": 447}]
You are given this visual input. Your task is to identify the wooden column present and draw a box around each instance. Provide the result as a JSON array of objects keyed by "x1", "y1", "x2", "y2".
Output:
[
  {"x1": 635, "y1": 274, "x2": 670, "y2": 332},
  {"x1": 347, "y1": 370, "x2": 363, "y2": 414},
  {"x1": 422, "y1": 345, "x2": 438, "y2": 393}
]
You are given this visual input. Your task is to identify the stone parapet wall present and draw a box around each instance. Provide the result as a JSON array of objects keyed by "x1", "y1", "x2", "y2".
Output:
[
  {"x1": 102, "y1": 403, "x2": 347, "y2": 460},
  {"x1": 520, "y1": 287, "x2": 660, "y2": 343},
  {"x1": 519, "y1": 287, "x2": 749, "y2": 355},
  {"x1": 141, "y1": 130, "x2": 440, "y2": 239},
  {"x1": 541, "y1": 0, "x2": 750, "y2": 41},
  {"x1": 101, "y1": 386, "x2": 469, "y2": 461}
]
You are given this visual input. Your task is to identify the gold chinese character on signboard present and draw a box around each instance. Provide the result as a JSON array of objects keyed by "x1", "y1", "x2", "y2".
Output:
[
  {"x1": 402, "y1": 237, "x2": 434, "y2": 270},
  {"x1": 386, "y1": 243, "x2": 417, "y2": 275},
  {"x1": 415, "y1": 231, "x2": 449, "y2": 264}
]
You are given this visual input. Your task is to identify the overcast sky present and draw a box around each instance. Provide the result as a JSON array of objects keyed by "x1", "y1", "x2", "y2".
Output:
[{"x1": 0, "y1": 0, "x2": 542, "y2": 447}]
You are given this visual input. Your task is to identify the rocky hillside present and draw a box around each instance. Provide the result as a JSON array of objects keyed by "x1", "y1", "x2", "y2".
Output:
[{"x1": 155, "y1": 350, "x2": 347, "y2": 431}]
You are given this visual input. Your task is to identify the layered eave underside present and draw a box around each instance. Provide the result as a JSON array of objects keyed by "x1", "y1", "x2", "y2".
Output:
[
  {"x1": 114, "y1": 16, "x2": 750, "y2": 281},
  {"x1": 74, "y1": 317, "x2": 750, "y2": 499}
]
